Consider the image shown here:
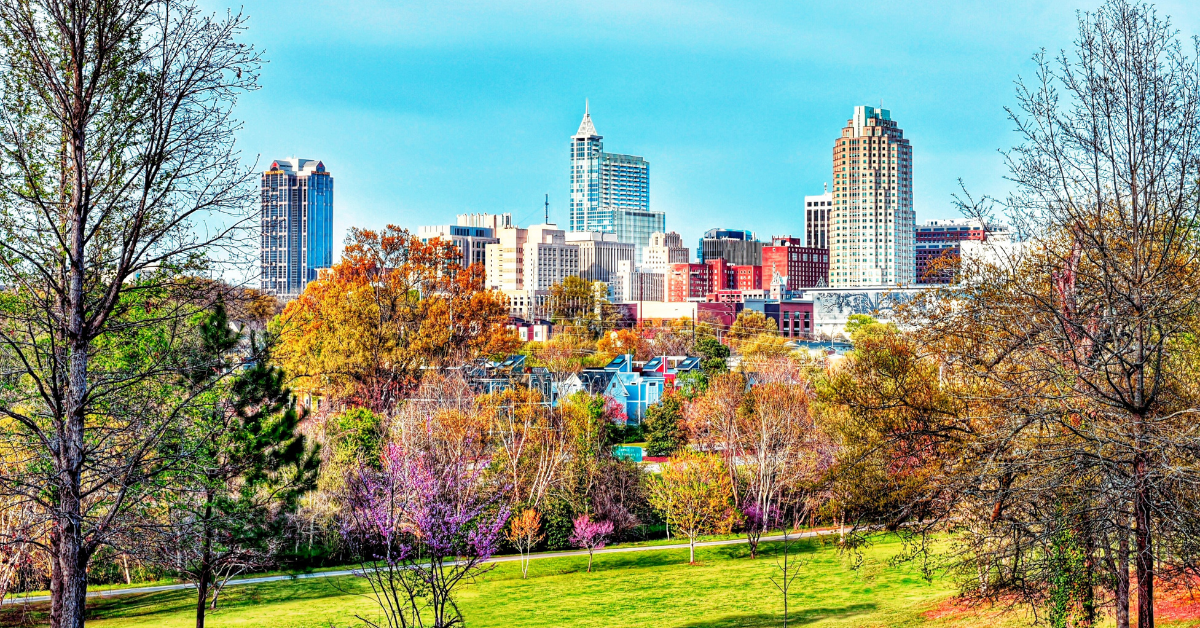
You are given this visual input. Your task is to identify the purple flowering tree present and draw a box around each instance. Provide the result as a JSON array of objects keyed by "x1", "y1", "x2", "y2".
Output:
[
  {"x1": 341, "y1": 442, "x2": 509, "y2": 628},
  {"x1": 569, "y1": 514, "x2": 613, "y2": 573},
  {"x1": 741, "y1": 500, "x2": 779, "y2": 559}
]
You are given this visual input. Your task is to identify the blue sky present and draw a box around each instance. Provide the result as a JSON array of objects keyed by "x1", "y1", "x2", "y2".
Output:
[{"x1": 220, "y1": 0, "x2": 1200, "y2": 259}]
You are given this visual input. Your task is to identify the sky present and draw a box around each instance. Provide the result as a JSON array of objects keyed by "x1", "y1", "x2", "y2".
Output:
[{"x1": 216, "y1": 0, "x2": 1200, "y2": 259}]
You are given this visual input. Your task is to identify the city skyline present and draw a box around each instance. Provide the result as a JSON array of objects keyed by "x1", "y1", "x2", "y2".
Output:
[{"x1": 226, "y1": 0, "x2": 1200, "y2": 264}]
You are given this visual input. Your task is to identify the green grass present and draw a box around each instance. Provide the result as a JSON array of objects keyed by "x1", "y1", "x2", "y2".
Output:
[{"x1": 2, "y1": 536, "x2": 1195, "y2": 628}]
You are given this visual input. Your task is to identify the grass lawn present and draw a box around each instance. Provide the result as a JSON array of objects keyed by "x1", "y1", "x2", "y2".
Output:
[{"x1": 3, "y1": 535, "x2": 1197, "y2": 628}]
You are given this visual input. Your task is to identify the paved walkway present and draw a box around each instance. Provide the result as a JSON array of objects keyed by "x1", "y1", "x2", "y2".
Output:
[{"x1": 2, "y1": 528, "x2": 839, "y2": 606}]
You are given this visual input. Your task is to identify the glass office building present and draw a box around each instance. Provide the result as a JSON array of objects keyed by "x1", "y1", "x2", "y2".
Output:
[
  {"x1": 260, "y1": 158, "x2": 334, "y2": 296},
  {"x1": 570, "y1": 103, "x2": 663, "y2": 263}
]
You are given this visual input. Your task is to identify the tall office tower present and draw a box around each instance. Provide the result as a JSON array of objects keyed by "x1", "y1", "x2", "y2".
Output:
[
  {"x1": 805, "y1": 191, "x2": 832, "y2": 249},
  {"x1": 567, "y1": 231, "x2": 635, "y2": 283},
  {"x1": 569, "y1": 103, "x2": 664, "y2": 263},
  {"x1": 643, "y1": 231, "x2": 690, "y2": 274},
  {"x1": 829, "y1": 106, "x2": 915, "y2": 286},
  {"x1": 260, "y1": 158, "x2": 334, "y2": 296},
  {"x1": 417, "y1": 224, "x2": 498, "y2": 269},
  {"x1": 698, "y1": 228, "x2": 763, "y2": 266}
]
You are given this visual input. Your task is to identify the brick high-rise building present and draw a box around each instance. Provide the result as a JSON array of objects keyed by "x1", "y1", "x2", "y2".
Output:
[
  {"x1": 259, "y1": 158, "x2": 333, "y2": 297},
  {"x1": 761, "y1": 236, "x2": 830, "y2": 290},
  {"x1": 829, "y1": 106, "x2": 915, "y2": 286}
]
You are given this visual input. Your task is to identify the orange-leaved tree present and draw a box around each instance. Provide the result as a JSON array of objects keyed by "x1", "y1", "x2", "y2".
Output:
[{"x1": 271, "y1": 226, "x2": 519, "y2": 412}]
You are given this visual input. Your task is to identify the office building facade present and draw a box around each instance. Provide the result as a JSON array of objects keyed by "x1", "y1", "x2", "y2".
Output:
[
  {"x1": 567, "y1": 231, "x2": 635, "y2": 284},
  {"x1": 915, "y1": 218, "x2": 999, "y2": 284},
  {"x1": 569, "y1": 103, "x2": 664, "y2": 263},
  {"x1": 417, "y1": 224, "x2": 498, "y2": 269},
  {"x1": 260, "y1": 158, "x2": 333, "y2": 296},
  {"x1": 829, "y1": 106, "x2": 915, "y2": 286},
  {"x1": 805, "y1": 192, "x2": 832, "y2": 249},
  {"x1": 762, "y1": 236, "x2": 830, "y2": 290},
  {"x1": 698, "y1": 228, "x2": 763, "y2": 266},
  {"x1": 643, "y1": 231, "x2": 690, "y2": 275}
]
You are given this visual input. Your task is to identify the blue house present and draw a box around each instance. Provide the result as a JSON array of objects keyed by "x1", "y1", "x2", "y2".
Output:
[{"x1": 557, "y1": 354, "x2": 702, "y2": 425}]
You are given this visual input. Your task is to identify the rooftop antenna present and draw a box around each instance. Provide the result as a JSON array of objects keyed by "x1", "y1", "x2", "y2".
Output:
[
  {"x1": 824, "y1": 182, "x2": 828, "y2": 194},
  {"x1": 544, "y1": 193, "x2": 549, "y2": 224}
]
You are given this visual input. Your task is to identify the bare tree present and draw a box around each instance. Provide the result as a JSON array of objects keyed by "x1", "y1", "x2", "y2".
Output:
[
  {"x1": 892, "y1": 2, "x2": 1200, "y2": 626},
  {"x1": 0, "y1": 1, "x2": 260, "y2": 626}
]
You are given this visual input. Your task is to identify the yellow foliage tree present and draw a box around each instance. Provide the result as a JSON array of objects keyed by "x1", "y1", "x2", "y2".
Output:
[{"x1": 648, "y1": 450, "x2": 739, "y2": 563}]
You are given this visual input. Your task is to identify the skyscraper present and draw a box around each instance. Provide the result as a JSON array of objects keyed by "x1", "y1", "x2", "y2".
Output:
[
  {"x1": 260, "y1": 158, "x2": 333, "y2": 296},
  {"x1": 569, "y1": 103, "x2": 663, "y2": 263},
  {"x1": 829, "y1": 106, "x2": 915, "y2": 286},
  {"x1": 805, "y1": 191, "x2": 832, "y2": 249}
]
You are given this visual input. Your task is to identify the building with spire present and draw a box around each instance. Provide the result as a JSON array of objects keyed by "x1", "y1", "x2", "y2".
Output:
[
  {"x1": 260, "y1": 158, "x2": 334, "y2": 297},
  {"x1": 569, "y1": 102, "x2": 663, "y2": 264},
  {"x1": 828, "y1": 106, "x2": 915, "y2": 286}
]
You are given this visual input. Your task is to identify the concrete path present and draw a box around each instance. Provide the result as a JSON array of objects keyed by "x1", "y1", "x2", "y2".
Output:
[{"x1": 2, "y1": 528, "x2": 837, "y2": 606}]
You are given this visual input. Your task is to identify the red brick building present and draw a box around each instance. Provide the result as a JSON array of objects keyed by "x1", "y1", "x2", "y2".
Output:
[
  {"x1": 667, "y1": 263, "x2": 710, "y2": 302},
  {"x1": 761, "y1": 236, "x2": 829, "y2": 290},
  {"x1": 733, "y1": 265, "x2": 763, "y2": 290},
  {"x1": 915, "y1": 219, "x2": 990, "y2": 284}
]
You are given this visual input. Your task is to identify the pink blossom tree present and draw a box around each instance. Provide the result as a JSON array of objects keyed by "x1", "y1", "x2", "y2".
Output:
[
  {"x1": 569, "y1": 514, "x2": 614, "y2": 573},
  {"x1": 341, "y1": 442, "x2": 509, "y2": 628}
]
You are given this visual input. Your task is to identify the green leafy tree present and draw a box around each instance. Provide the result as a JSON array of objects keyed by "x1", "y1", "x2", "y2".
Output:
[
  {"x1": 643, "y1": 392, "x2": 687, "y2": 457},
  {"x1": 694, "y1": 337, "x2": 730, "y2": 374},
  {"x1": 168, "y1": 304, "x2": 320, "y2": 628}
]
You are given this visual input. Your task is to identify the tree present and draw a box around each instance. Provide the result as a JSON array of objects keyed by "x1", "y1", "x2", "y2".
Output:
[
  {"x1": 272, "y1": 226, "x2": 518, "y2": 412},
  {"x1": 648, "y1": 451, "x2": 739, "y2": 563},
  {"x1": 685, "y1": 373, "x2": 748, "y2": 494},
  {"x1": 0, "y1": 0, "x2": 261, "y2": 619},
  {"x1": 569, "y1": 514, "x2": 613, "y2": 573},
  {"x1": 843, "y1": 314, "x2": 878, "y2": 339},
  {"x1": 738, "y1": 334, "x2": 795, "y2": 366},
  {"x1": 341, "y1": 442, "x2": 509, "y2": 628},
  {"x1": 506, "y1": 508, "x2": 542, "y2": 579},
  {"x1": 694, "y1": 337, "x2": 730, "y2": 374},
  {"x1": 647, "y1": 318, "x2": 696, "y2": 357},
  {"x1": 548, "y1": 277, "x2": 619, "y2": 337},
  {"x1": 891, "y1": 2, "x2": 1200, "y2": 625},
  {"x1": 167, "y1": 304, "x2": 319, "y2": 628},
  {"x1": 643, "y1": 392, "x2": 687, "y2": 457},
  {"x1": 729, "y1": 311, "x2": 778, "y2": 347},
  {"x1": 596, "y1": 328, "x2": 652, "y2": 361}
]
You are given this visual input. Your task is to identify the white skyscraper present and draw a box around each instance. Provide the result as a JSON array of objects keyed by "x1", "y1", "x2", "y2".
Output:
[
  {"x1": 829, "y1": 106, "x2": 915, "y2": 286},
  {"x1": 569, "y1": 102, "x2": 664, "y2": 264}
]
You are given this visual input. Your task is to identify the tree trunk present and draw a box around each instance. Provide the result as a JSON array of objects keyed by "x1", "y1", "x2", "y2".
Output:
[
  {"x1": 54, "y1": 336, "x2": 90, "y2": 628},
  {"x1": 122, "y1": 555, "x2": 132, "y2": 585},
  {"x1": 1135, "y1": 457, "x2": 1154, "y2": 628},
  {"x1": 689, "y1": 538, "x2": 695, "y2": 564},
  {"x1": 48, "y1": 529, "x2": 62, "y2": 628},
  {"x1": 196, "y1": 500, "x2": 214, "y2": 628},
  {"x1": 587, "y1": 550, "x2": 593, "y2": 573},
  {"x1": 1117, "y1": 519, "x2": 1131, "y2": 628}
]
